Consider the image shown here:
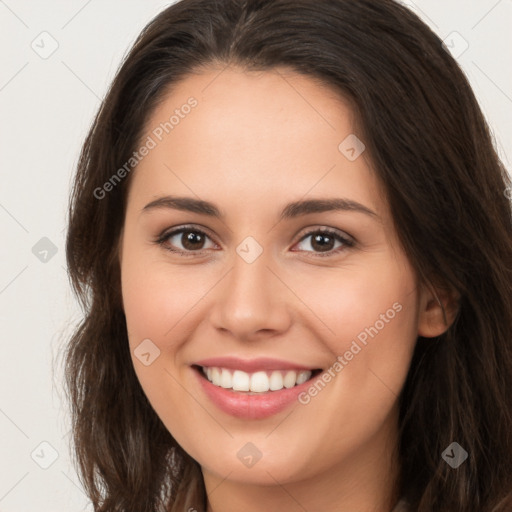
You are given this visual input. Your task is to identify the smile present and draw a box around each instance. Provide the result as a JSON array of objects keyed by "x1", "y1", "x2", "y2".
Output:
[
  {"x1": 192, "y1": 358, "x2": 323, "y2": 419},
  {"x1": 201, "y1": 366, "x2": 316, "y2": 393}
]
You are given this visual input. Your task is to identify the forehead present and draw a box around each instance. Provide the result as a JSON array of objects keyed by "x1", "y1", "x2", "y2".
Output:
[{"x1": 127, "y1": 65, "x2": 385, "y2": 220}]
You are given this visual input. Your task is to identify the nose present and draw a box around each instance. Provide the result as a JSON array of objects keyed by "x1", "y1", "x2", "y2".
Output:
[{"x1": 208, "y1": 252, "x2": 293, "y2": 341}]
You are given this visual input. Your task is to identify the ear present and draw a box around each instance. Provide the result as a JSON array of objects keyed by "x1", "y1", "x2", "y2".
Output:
[{"x1": 417, "y1": 281, "x2": 460, "y2": 338}]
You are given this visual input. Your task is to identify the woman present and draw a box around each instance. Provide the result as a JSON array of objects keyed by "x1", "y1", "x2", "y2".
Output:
[{"x1": 64, "y1": 0, "x2": 512, "y2": 510}]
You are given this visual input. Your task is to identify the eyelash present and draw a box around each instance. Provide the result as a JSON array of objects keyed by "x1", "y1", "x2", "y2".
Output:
[{"x1": 155, "y1": 224, "x2": 355, "y2": 258}]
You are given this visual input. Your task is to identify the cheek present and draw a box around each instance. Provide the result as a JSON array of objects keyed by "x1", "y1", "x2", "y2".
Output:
[
  {"x1": 289, "y1": 253, "x2": 419, "y2": 426},
  {"x1": 120, "y1": 251, "x2": 207, "y2": 442},
  {"x1": 120, "y1": 241, "x2": 220, "y2": 419},
  {"x1": 288, "y1": 255, "x2": 417, "y2": 354},
  {"x1": 120, "y1": 238, "x2": 207, "y2": 349},
  {"x1": 279, "y1": 260, "x2": 418, "y2": 473},
  {"x1": 122, "y1": 269, "x2": 189, "y2": 344}
]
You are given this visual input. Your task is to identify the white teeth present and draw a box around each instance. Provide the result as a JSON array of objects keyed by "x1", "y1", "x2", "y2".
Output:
[
  {"x1": 269, "y1": 371, "x2": 284, "y2": 391},
  {"x1": 283, "y1": 370, "x2": 297, "y2": 389},
  {"x1": 250, "y1": 371, "x2": 270, "y2": 392},
  {"x1": 201, "y1": 367, "x2": 313, "y2": 392},
  {"x1": 220, "y1": 368, "x2": 232, "y2": 388},
  {"x1": 296, "y1": 370, "x2": 310, "y2": 385},
  {"x1": 211, "y1": 367, "x2": 221, "y2": 384},
  {"x1": 232, "y1": 370, "x2": 250, "y2": 391}
]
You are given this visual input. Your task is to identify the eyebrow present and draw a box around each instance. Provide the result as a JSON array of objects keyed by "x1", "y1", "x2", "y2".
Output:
[{"x1": 141, "y1": 195, "x2": 378, "y2": 220}]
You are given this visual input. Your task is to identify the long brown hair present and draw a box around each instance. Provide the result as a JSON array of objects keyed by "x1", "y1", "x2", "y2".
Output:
[{"x1": 63, "y1": 1, "x2": 512, "y2": 510}]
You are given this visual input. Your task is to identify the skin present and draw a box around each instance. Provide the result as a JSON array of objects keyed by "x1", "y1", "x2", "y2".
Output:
[{"x1": 119, "y1": 65, "x2": 454, "y2": 512}]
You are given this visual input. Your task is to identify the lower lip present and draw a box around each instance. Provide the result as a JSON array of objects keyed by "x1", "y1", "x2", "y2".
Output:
[{"x1": 194, "y1": 367, "x2": 317, "y2": 420}]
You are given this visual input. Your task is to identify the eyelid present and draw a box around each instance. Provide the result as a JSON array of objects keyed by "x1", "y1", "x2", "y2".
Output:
[
  {"x1": 290, "y1": 226, "x2": 355, "y2": 256},
  {"x1": 155, "y1": 224, "x2": 355, "y2": 256},
  {"x1": 157, "y1": 223, "x2": 217, "y2": 240},
  {"x1": 294, "y1": 225, "x2": 355, "y2": 245},
  {"x1": 155, "y1": 224, "x2": 220, "y2": 255}
]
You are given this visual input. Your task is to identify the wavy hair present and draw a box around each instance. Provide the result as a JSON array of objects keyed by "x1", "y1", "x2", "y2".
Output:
[{"x1": 63, "y1": 0, "x2": 512, "y2": 510}]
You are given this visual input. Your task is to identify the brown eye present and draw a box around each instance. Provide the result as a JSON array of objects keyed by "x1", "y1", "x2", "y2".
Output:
[
  {"x1": 158, "y1": 227, "x2": 217, "y2": 253},
  {"x1": 293, "y1": 229, "x2": 353, "y2": 255},
  {"x1": 180, "y1": 231, "x2": 207, "y2": 250},
  {"x1": 310, "y1": 233, "x2": 336, "y2": 252}
]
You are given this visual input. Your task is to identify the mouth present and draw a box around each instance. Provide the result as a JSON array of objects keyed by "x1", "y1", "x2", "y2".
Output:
[
  {"x1": 193, "y1": 365, "x2": 323, "y2": 393},
  {"x1": 191, "y1": 359, "x2": 324, "y2": 420}
]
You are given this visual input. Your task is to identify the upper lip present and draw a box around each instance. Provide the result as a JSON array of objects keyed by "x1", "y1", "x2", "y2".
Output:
[{"x1": 194, "y1": 356, "x2": 319, "y2": 373}]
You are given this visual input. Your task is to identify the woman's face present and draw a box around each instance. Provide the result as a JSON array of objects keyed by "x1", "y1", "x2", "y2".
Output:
[{"x1": 119, "y1": 65, "x2": 432, "y2": 499}]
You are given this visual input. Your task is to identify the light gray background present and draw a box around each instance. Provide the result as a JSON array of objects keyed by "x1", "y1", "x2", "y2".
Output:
[{"x1": 0, "y1": 1, "x2": 511, "y2": 510}]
